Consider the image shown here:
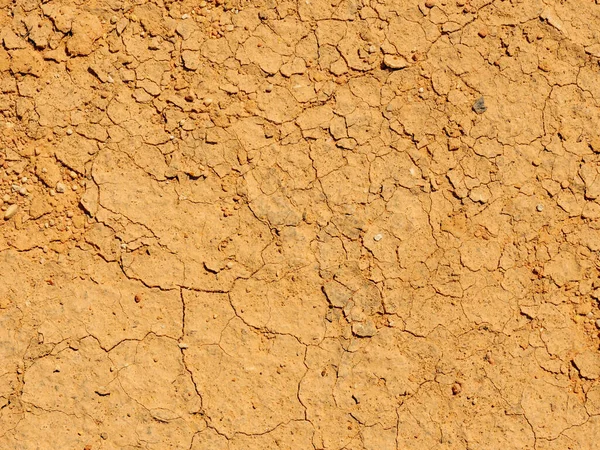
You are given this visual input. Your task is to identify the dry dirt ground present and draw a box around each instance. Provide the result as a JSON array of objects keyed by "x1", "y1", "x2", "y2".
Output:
[{"x1": 2, "y1": 0, "x2": 600, "y2": 448}]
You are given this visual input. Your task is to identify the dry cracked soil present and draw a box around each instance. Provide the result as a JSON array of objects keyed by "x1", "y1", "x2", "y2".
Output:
[{"x1": 2, "y1": 0, "x2": 600, "y2": 448}]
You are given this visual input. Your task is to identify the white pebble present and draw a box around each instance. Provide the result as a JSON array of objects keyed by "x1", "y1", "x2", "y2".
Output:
[
  {"x1": 373, "y1": 233, "x2": 383, "y2": 242},
  {"x1": 3, "y1": 204, "x2": 18, "y2": 220},
  {"x1": 19, "y1": 187, "x2": 27, "y2": 196},
  {"x1": 56, "y1": 182, "x2": 66, "y2": 193},
  {"x1": 536, "y1": 204, "x2": 544, "y2": 212},
  {"x1": 178, "y1": 342, "x2": 189, "y2": 349},
  {"x1": 21, "y1": 177, "x2": 28, "y2": 183},
  {"x1": 66, "y1": 129, "x2": 73, "y2": 135}
]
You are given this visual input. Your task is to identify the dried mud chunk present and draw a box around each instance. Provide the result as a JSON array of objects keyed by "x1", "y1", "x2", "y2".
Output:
[
  {"x1": 66, "y1": 13, "x2": 103, "y2": 56},
  {"x1": 387, "y1": 17, "x2": 428, "y2": 59},
  {"x1": 352, "y1": 320, "x2": 376, "y2": 337},
  {"x1": 544, "y1": 251, "x2": 582, "y2": 287},
  {"x1": 383, "y1": 54, "x2": 408, "y2": 70},
  {"x1": 202, "y1": 38, "x2": 233, "y2": 64},
  {"x1": 323, "y1": 281, "x2": 352, "y2": 308},
  {"x1": 133, "y1": 4, "x2": 166, "y2": 36},
  {"x1": 55, "y1": 135, "x2": 97, "y2": 174},
  {"x1": 237, "y1": 36, "x2": 283, "y2": 75},
  {"x1": 9, "y1": 49, "x2": 44, "y2": 77},
  {"x1": 181, "y1": 50, "x2": 200, "y2": 70},
  {"x1": 0, "y1": 48, "x2": 9, "y2": 72},
  {"x1": 28, "y1": 196, "x2": 52, "y2": 219},
  {"x1": 85, "y1": 223, "x2": 120, "y2": 262},
  {"x1": 35, "y1": 158, "x2": 63, "y2": 187},
  {"x1": 2, "y1": 29, "x2": 27, "y2": 49},
  {"x1": 573, "y1": 351, "x2": 600, "y2": 380}
]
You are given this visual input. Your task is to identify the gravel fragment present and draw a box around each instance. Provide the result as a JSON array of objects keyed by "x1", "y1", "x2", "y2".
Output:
[
  {"x1": 56, "y1": 182, "x2": 66, "y2": 193},
  {"x1": 472, "y1": 96, "x2": 487, "y2": 114},
  {"x1": 373, "y1": 233, "x2": 383, "y2": 242},
  {"x1": 536, "y1": 204, "x2": 544, "y2": 212}
]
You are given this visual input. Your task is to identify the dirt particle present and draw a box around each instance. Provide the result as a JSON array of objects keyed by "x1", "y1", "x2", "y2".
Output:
[
  {"x1": 452, "y1": 382, "x2": 462, "y2": 395},
  {"x1": 134, "y1": 294, "x2": 142, "y2": 303}
]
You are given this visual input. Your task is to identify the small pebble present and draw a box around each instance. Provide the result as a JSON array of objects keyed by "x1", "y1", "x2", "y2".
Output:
[
  {"x1": 100, "y1": 432, "x2": 108, "y2": 440},
  {"x1": 536, "y1": 204, "x2": 544, "y2": 212},
  {"x1": 178, "y1": 342, "x2": 189, "y2": 349},
  {"x1": 66, "y1": 128, "x2": 73, "y2": 135},
  {"x1": 424, "y1": 0, "x2": 436, "y2": 7},
  {"x1": 181, "y1": 13, "x2": 189, "y2": 19},
  {"x1": 21, "y1": 176, "x2": 28, "y2": 183},
  {"x1": 472, "y1": 96, "x2": 487, "y2": 114},
  {"x1": 72, "y1": 184, "x2": 78, "y2": 191},
  {"x1": 56, "y1": 182, "x2": 66, "y2": 193},
  {"x1": 19, "y1": 187, "x2": 27, "y2": 196},
  {"x1": 3, "y1": 204, "x2": 18, "y2": 220},
  {"x1": 373, "y1": 233, "x2": 383, "y2": 242}
]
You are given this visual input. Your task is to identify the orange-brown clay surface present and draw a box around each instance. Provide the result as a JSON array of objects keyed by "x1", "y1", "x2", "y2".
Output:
[{"x1": 2, "y1": 0, "x2": 600, "y2": 448}]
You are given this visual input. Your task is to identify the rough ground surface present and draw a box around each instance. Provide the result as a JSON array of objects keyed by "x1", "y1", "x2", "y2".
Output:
[{"x1": 1, "y1": 0, "x2": 600, "y2": 448}]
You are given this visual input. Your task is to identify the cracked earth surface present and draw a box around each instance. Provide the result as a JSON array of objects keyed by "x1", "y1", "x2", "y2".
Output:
[{"x1": 1, "y1": 0, "x2": 600, "y2": 448}]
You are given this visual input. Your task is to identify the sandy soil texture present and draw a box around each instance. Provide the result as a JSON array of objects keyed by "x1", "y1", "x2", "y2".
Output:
[{"x1": 1, "y1": 0, "x2": 600, "y2": 448}]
